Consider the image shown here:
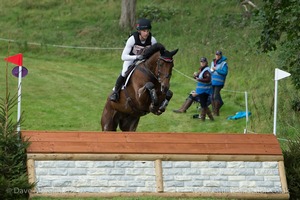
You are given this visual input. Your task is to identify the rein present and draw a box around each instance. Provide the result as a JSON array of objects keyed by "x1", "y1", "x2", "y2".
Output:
[{"x1": 137, "y1": 56, "x2": 173, "y2": 83}]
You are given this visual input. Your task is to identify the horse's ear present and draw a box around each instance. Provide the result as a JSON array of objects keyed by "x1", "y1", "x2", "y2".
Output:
[{"x1": 170, "y1": 49, "x2": 179, "y2": 57}]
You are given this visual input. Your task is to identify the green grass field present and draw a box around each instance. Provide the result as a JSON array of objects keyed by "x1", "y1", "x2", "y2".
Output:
[
  {"x1": 31, "y1": 197, "x2": 231, "y2": 200},
  {"x1": 0, "y1": 0, "x2": 298, "y2": 140}
]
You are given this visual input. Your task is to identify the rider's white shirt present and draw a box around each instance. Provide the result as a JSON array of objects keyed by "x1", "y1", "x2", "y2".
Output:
[
  {"x1": 120, "y1": 34, "x2": 157, "y2": 77},
  {"x1": 121, "y1": 35, "x2": 157, "y2": 61}
]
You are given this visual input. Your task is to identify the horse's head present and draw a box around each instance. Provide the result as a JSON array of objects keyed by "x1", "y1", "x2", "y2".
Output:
[
  {"x1": 143, "y1": 43, "x2": 179, "y2": 94},
  {"x1": 156, "y1": 48, "x2": 179, "y2": 93}
]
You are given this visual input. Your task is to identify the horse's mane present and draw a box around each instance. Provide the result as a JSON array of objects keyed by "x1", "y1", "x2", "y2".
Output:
[{"x1": 143, "y1": 43, "x2": 165, "y2": 59}]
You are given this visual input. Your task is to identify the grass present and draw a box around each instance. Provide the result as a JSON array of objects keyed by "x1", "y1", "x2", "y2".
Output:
[
  {"x1": 31, "y1": 197, "x2": 230, "y2": 200},
  {"x1": 1, "y1": 54, "x2": 248, "y2": 133},
  {"x1": 0, "y1": 0, "x2": 298, "y2": 135}
]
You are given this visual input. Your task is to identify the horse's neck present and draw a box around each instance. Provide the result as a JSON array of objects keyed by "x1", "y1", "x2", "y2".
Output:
[{"x1": 144, "y1": 53, "x2": 159, "y2": 73}]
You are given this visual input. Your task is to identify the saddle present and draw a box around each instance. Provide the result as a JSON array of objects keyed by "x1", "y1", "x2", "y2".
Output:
[{"x1": 123, "y1": 59, "x2": 145, "y2": 88}]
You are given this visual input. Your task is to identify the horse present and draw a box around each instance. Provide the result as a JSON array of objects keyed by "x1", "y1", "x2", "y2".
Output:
[{"x1": 101, "y1": 43, "x2": 178, "y2": 131}]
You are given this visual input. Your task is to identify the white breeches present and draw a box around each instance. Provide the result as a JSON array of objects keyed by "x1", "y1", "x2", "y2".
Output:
[{"x1": 121, "y1": 60, "x2": 134, "y2": 77}]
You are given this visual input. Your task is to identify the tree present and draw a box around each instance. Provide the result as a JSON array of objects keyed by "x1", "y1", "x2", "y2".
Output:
[
  {"x1": 119, "y1": 0, "x2": 136, "y2": 31},
  {"x1": 256, "y1": 0, "x2": 300, "y2": 89},
  {"x1": 0, "y1": 68, "x2": 34, "y2": 199}
]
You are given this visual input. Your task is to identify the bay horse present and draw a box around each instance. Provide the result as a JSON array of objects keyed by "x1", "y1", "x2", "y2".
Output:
[{"x1": 101, "y1": 43, "x2": 178, "y2": 131}]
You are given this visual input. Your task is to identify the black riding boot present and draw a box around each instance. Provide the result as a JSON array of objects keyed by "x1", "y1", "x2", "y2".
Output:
[{"x1": 109, "y1": 75, "x2": 125, "y2": 102}]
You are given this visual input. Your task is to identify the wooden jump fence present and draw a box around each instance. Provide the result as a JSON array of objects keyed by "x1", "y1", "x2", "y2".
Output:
[{"x1": 22, "y1": 131, "x2": 289, "y2": 199}]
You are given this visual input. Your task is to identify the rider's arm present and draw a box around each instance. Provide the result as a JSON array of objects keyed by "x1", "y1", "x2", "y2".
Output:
[
  {"x1": 199, "y1": 71, "x2": 211, "y2": 83},
  {"x1": 151, "y1": 36, "x2": 157, "y2": 45},
  {"x1": 121, "y1": 36, "x2": 139, "y2": 61}
]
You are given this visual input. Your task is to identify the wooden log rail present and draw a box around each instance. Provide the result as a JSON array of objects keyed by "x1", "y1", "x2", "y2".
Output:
[{"x1": 22, "y1": 131, "x2": 289, "y2": 199}]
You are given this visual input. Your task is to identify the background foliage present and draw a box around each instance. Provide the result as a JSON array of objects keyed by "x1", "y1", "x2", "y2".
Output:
[
  {"x1": 283, "y1": 134, "x2": 300, "y2": 199},
  {"x1": 0, "y1": 94, "x2": 34, "y2": 199},
  {"x1": 256, "y1": 0, "x2": 300, "y2": 89}
]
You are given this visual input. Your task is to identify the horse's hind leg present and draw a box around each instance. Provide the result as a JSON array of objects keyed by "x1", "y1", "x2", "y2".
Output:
[
  {"x1": 101, "y1": 100, "x2": 119, "y2": 131},
  {"x1": 119, "y1": 115, "x2": 140, "y2": 132}
]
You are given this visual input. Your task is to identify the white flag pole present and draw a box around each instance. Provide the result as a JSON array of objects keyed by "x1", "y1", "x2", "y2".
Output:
[
  {"x1": 244, "y1": 91, "x2": 248, "y2": 134},
  {"x1": 4, "y1": 53, "x2": 25, "y2": 134},
  {"x1": 17, "y1": 66, "x2": 22, "y2": 132},
  {"x1": 273, "y1": 78, "x2": 278, "y2": 135},
  {"x1": 273, "y1": 68, "x2": 291, "y2": 136}
]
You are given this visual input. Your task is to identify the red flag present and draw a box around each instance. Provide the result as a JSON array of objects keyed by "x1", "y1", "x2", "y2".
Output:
[{"x1": 4, "y1": 53, "x2": 23, "y2": 66}]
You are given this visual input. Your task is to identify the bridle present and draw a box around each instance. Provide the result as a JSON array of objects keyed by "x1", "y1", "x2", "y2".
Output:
[
  {"x1": 138, "y1": 56, "x2": 173, "y2": 83},
  {"x1": 156, "y1": 56, "x2": 173, "y2": 83}
]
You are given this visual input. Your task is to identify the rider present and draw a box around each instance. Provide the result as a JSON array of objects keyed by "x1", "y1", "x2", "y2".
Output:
[{"x1": 109, "y1": 18, "x2": 157, "y2": 102}]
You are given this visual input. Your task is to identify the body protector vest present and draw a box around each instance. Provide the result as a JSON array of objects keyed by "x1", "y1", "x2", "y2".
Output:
[{"x1": 129, "y1": 32, "x2": 153, "y2": 55}]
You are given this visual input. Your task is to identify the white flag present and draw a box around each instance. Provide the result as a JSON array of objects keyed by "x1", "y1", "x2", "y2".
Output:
[{"x1": 275, "y1": 68, "x2": 291, "y2": 81}]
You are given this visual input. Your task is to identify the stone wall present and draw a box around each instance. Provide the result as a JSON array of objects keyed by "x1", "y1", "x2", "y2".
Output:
[{"x1": 34, "y1": 160, "x2": 282, "y2": 194}]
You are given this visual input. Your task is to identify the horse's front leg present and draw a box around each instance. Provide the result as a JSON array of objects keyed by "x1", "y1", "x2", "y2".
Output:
[
  {"x1": 141, "y1": 82, "x2": 160, "y2": 113},
  {"x1": 158, "y1": 90, "x2": 173, "y2": 113},
  {"x1": 144, "y1": 82, "x2": 158, "y2": 106}
]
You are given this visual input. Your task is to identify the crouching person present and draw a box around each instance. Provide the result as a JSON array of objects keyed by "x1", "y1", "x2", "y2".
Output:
[{"x1": 173, "y1": 57, "x2": 214, "y2": 121}]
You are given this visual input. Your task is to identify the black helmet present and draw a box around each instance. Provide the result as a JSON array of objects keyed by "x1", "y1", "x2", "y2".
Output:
[{"x1": 136, "y1": 18, "x2": 152, "y2": 30}]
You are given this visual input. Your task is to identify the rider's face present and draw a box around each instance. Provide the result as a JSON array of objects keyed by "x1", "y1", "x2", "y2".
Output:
[{"x1": 139, "y1": 29, "x2": 150, "y2": 41}]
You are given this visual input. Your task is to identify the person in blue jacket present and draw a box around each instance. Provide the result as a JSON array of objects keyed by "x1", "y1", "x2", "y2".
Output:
[
  {"x1": 210, "y1": 50, "x2": 228, "y2": 116},
  {"x1": 173, "y1": 57, "x2": 214, "y2": 121}
]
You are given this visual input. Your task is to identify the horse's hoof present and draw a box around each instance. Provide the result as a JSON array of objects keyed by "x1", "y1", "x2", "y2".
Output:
[
  {"x1": 158, "y1": 108, "x2": 165, "y2": 113},
  {"x1": 157, "y1": 110, "x2": 163, "y2": 115}
]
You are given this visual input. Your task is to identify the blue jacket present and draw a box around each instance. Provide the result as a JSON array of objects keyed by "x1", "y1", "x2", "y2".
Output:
[{"x1": 211, "y1": 56, "x2": 228, "y2": 86}]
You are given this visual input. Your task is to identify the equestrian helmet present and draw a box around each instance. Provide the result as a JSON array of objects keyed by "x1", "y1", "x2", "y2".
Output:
[{"x1": 136, "y1": 18, "x2": 152, "y2": 30}]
